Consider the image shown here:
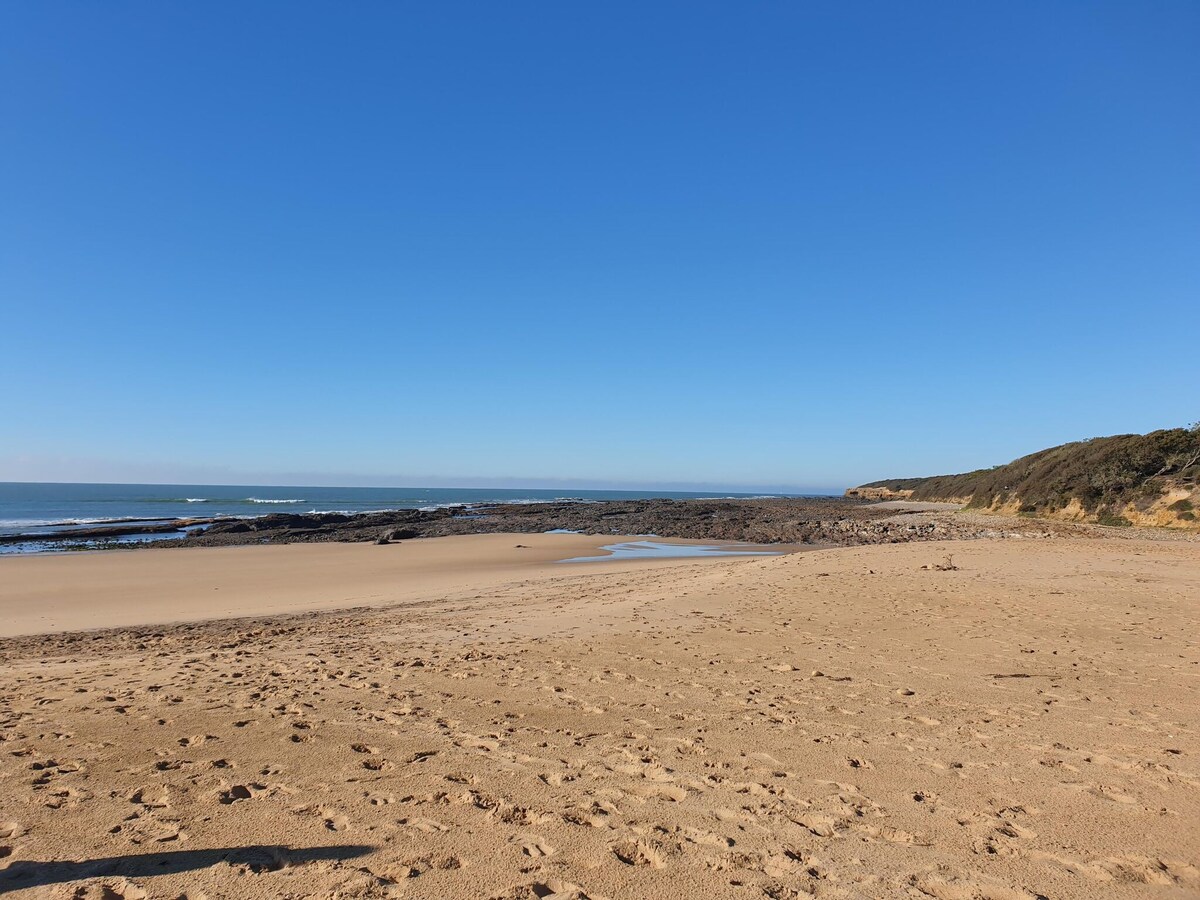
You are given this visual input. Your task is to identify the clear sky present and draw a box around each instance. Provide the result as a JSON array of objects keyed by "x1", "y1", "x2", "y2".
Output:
[{"x1": 2, "y1": 2, "x2": 1196, "y2": 492}]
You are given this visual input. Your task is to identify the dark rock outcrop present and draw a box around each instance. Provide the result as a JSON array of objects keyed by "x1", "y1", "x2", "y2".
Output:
[{"x1": 180, "y1": 497, "x2": 1044, "y2": 550}]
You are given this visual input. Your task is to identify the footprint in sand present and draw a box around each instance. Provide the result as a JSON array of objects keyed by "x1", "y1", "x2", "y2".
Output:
[
  {"x1": 120, "y1": 814, "x2": 187, "y2": 844},
  {"x1": 69, "y1": 880, "x2": 149, "y2": 899},
  {"x1": 292, "y1": 803, "x2": 349, "y2": 831},
  {"x1": 675, "y1": 825, "x2": 735, "y2": 849},
  {"x1": 795, "y1": 814, "x2": 839, "y2": 838},
  {"x1": 0, "y1": 824, "x2": 21, "y2": 871},
  {"x1": 630, "y1": 783, "x2": 688, "y2": 803},
  {"x1": 391, "y1": 853, "x2": 463, "y2": 877},
  {"x1": 853, "y1": 823, "x2": 928, "y2": 845},
  {"x1": 1089, "y1": 855, "x2": 1200, "y2": 886},
  {"x1": 611, "y1": 839, "x2": 668, "y2": 869},
  {"x1": 910, "y1": 872, "x2": 1046, "y2": 900},
  {"x1": 398, "y1": 816, "x2": 450, "y2": 833},
  {"x1": 45, "y1": 785, "x2": 93, "y2": 809},
  {"x1": 490, "y1": 879, "x2": 603, "y2": 900},
  {"x1": 178, "y1": 735, "x2": 217, "y2": 748},
  {"x1": 128, "y1": 785, "x2": 172, "y2": 809},
  {"x1": 220, "y1": 782, "x2": 266, "y2": 803},
  {"x1": 514, "y1": 835, "x2": 557, "y2": 858}
]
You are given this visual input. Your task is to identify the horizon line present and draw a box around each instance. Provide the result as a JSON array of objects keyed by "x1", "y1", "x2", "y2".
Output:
[{"x1": 0, "y1": 477, "x2": 844, "y2": 495}]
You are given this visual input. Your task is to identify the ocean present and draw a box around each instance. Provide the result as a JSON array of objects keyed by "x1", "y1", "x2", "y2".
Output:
[{"x1": 0, "y1": 482, "x2": 798, "y2": 550}]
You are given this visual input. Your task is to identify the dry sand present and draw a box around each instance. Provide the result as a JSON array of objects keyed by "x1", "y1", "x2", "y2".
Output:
[{"x1": 0, "y1": 535, "x2": 1197, "y2": 899}]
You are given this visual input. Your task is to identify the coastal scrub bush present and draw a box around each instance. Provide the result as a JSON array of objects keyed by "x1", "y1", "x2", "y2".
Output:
[{"x1": 861, "y1": 426, "x2": 1200, "y2": 517}]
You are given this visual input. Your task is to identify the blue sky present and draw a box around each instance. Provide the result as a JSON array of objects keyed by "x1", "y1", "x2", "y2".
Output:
[{"x1": 2, "y1": 2, "x2": 1196, "y2": 492}]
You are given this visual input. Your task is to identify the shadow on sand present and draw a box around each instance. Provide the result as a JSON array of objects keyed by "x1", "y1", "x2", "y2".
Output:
[{"x1": 0, "y1": 844, "x2": 373, "y2": 893}]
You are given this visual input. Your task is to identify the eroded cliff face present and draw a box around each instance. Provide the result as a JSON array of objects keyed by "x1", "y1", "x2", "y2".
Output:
[
  {"x1": 849, "y1": 428, "x2": 1200, "y2": 530},
  {"x1": 848, "y1": 482, "x2": 1200, "y2": 529},
  {"x1": 843, "y1": 486, "x2": 914, "y2": 500},
  {"x1": 1041, "y1": 485, "x2": 1199, "y2": 529},
  {"x1": 1125, "y1": 486, "x2": 1200, "y2": 528}
]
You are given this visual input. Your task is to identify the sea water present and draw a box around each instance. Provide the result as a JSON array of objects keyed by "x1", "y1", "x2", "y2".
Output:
[{"x1": 559, "y1": 540, "x2": 784, "y2": 563}]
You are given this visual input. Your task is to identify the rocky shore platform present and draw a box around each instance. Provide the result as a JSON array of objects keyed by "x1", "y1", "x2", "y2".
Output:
[{"x1": 176, "y1": 497, "x2": 1074, "y2": 549}]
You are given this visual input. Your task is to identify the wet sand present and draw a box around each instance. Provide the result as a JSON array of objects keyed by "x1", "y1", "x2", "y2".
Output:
[
  {"x1": 0, "y1": 536, "x2": 1197, "y2": 898},
  {"x1": 0, "y1": 533, "x2": 791, "y2": 638}
]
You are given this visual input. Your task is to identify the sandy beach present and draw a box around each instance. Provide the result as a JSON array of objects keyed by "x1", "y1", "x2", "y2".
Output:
[
  {"x1": 7, "y1": 2, "x2": 1195, "y2": 896},
  {"x1": 1, "y1": 534, "x2": 1198, "y2": 898},
  {"x1": 0, "y1": 534, "x2": 792, "y2": 638}
]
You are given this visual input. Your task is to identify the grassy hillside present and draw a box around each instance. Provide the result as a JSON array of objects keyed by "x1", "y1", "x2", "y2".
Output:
[{"x1": 854, "y1": 426, "x2": 1200, "y2": 527}]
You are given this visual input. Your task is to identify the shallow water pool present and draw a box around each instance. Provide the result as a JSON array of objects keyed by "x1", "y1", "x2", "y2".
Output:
[{"x1": 559, "y1": 540, "x2": 783, "y2": 563}]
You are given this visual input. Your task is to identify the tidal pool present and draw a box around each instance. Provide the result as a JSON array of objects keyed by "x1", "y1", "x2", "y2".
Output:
[{"x1": 559, "y1": 540, "x2": 783, "y2": 563}]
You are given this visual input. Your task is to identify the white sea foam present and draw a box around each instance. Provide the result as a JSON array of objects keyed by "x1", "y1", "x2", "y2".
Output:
[
  {"x1": 0, "y1": 518, "x2": 63, "y2": 529},
  {"x1": 245, "y1": 498, "x2": 305, "y2": 504},
  {"x1": 0, "y1": 516, "x2": 172, "y2": 529},
  {"x1": 693, "y1": 494, "x2": 784, "y2": 501}
]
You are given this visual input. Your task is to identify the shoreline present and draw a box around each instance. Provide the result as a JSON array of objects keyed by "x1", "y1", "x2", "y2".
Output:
[
  {"x1": 0, "y1": 497, "x2": 849, "y2": 552},
  {"x1": 0, "y1": 496, "x2": 1087, "y2": 556},
  {"x1": 0, "y1": 486, "x2": 826, "y2": 550}
]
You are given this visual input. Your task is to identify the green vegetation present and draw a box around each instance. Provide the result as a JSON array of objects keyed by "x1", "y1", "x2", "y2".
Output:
[{"x1": 860, "y1": 425, "x2": 1200, "y2": 518}]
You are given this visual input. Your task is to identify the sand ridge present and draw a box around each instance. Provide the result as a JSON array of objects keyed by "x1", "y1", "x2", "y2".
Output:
[{"x1": 0, "y1": 537, "x2": 1197, "y2": 898}]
